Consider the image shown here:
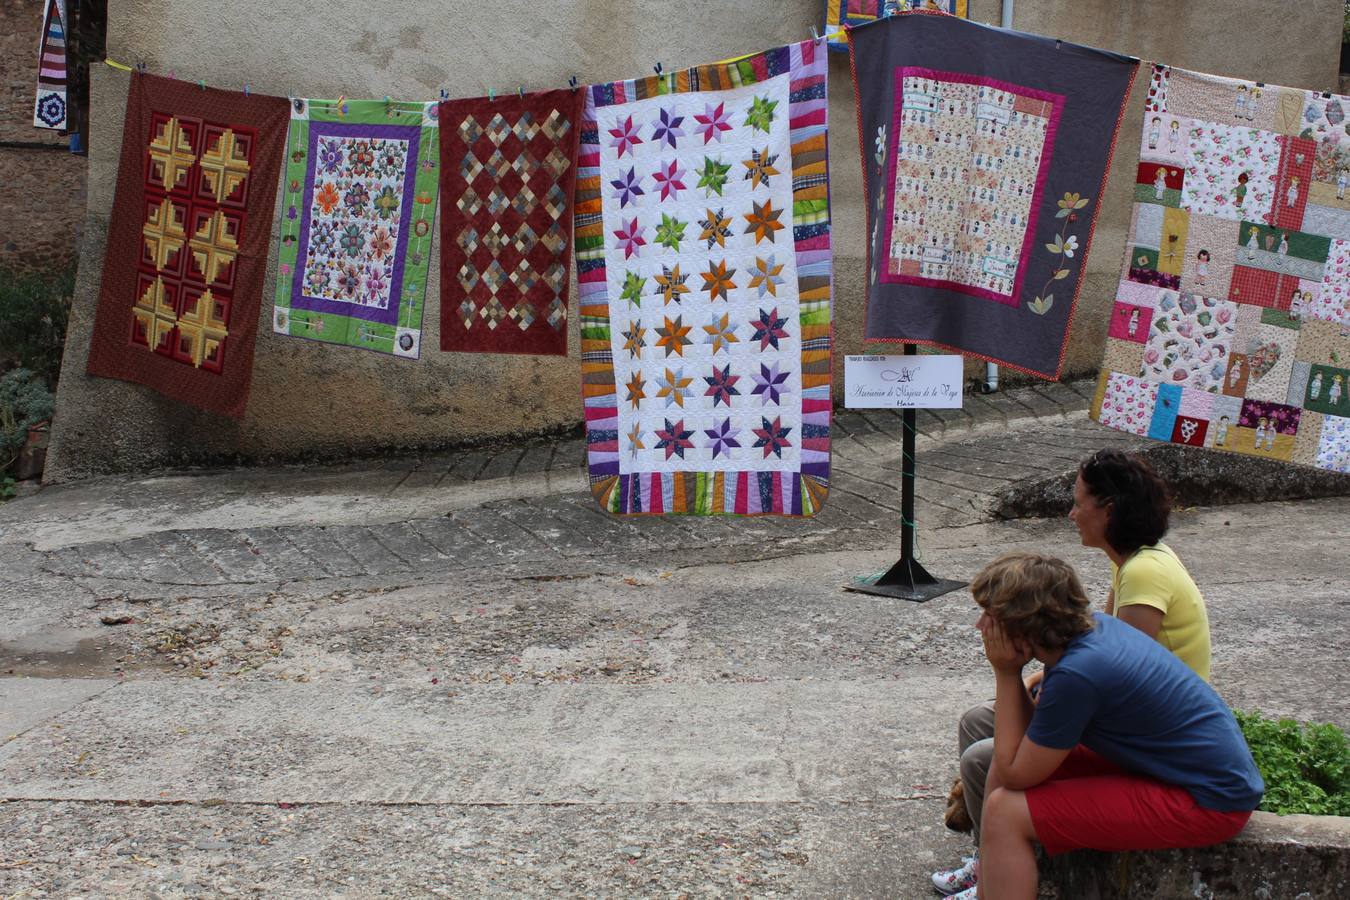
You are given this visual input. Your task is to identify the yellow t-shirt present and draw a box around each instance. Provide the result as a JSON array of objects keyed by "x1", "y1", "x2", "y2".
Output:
[{"x1": 1111, "y1": 543, "x2": 1212, "y2": 682}]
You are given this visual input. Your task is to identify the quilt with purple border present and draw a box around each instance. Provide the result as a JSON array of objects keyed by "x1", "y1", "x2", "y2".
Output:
[{"x1": 271, "y1": 98, "x2": 440, "y2": 358}]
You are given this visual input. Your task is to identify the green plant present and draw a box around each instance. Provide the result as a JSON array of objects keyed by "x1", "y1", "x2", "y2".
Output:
[
  {"x1": 0, "y1": 368, "x2": 54, "y2": 471},
  {"x1": 1236, "y1": 710, "x2": 1350, "y2": 816},
  {"x1": 0, "y1": 265, "x2": 74, "y2": 390},
  {"x1": 0, "y1": 477, "x2": 15, "y2": 501}
]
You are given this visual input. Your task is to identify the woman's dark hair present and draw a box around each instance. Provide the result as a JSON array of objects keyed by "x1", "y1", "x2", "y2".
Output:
[{"x1": 1077, "y1": 449, "x2": 1171, "y2": 555}]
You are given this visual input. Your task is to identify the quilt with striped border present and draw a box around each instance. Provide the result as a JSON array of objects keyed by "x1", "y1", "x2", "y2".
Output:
[{"x1": 575, "y1": 40, "x2": 833, "y2": 516}]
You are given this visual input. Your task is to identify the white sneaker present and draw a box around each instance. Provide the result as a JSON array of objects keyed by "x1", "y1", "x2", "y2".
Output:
[{"x1": 931, "y1": 855, "x2": 978, "y2": 895}]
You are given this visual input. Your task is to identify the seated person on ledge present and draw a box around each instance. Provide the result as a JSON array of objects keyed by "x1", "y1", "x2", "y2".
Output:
[
  {"x1": 966, "y1": 552, "x2": 1261, "y2": 900},
  {"x1": 935, "y1": 449, "x2": 1211, "y2": 897}
]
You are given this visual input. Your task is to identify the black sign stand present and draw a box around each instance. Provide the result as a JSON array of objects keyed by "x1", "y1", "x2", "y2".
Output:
[{"x1": 844, "y1": 344, "x2": 967, "y2": 602}]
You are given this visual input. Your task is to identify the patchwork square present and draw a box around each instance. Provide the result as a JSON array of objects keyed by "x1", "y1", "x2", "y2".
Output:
[
  {"x1": 1231, "y1": 398, "x2": 1301, "y2": 460},
  {"x1": 1205, "y1": 393, "x2": 1244, "y2": 450},
  {"x1": 1141, "y1": 291, "x2": 1237, "y2": 392},
  {"x1": 1148, "y1": 383, "x2": 1182, "y2": 441},
  {"x1": 1236, "y1": 323, "x2": 1298, "y2": 402},
  {"x1": 1181, "y1": 120, "x2": 1281, "y2": 221},
  {"x1": 1140, "y1": 112, "x2": 1191, "y2": 167},
  {"x1": 1098, "y1": 372, "x2": 1158, "y2": 436},
  {"x1": 1179, "y1": 214, "x2": 1239, "y2": 298},
  {"x1": 1315, "y1": 413, "x2": 1350, "y2": 472},
  {"x1": 1303, "y1": 362, "x2": 1350, "y2": 416}
]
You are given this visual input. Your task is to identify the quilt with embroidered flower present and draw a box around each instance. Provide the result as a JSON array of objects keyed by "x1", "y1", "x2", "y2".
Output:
[
  {"x1": 851, "y1": 13, "x2": 1136, "y2": 380},
  {"x1": 576, "y1": 40, "x2": 832, "y2": 516},
  {"x1": 1093, "y1": 65, "x2": 1350, "y2": 473}
]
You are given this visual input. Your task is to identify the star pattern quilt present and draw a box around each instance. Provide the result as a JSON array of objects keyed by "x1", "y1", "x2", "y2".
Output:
[
  {"x1": 86, "y1": 74, "x2": 289, "y2": 418},
  {"x1": 577, "y1": 39, "x2": 833, "y2": 515},
  {"x1": 271, "y1": 98, "x2": 440, "y2": 358},
  {"x1": 851, "y1": 13, "x2": 1136, "y2": 379},
  {"x1": 439, "y1": 89, "x2": 583, "y2": 355},
  {"x1": 1092, "y1": 65, "x2": 1350, "y2": 473}
]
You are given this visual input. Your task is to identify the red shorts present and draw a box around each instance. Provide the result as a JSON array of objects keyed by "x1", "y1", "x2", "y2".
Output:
[{"x1": 1024, "y1": 746, "x2": 1253, "y2": 857}]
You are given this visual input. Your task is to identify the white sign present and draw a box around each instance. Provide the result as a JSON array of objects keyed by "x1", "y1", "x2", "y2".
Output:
[{"x1": 844, "y1": 355, "x2": 964, "y2": 409}]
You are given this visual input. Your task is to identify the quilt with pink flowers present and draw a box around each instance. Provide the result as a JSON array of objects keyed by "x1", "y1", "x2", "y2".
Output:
[{"x1": 1093, "y1": 65, "x2": 1350, "y2": 473}]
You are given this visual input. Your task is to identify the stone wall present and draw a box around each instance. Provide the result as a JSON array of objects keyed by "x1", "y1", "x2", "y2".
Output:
[
  {"x1": 1040, "y1": 811, "x2": 1350, "y2": 899},
  {"x1": 0, "y1": 0, "x2": 87, "y2": 276},
  {"x1": 43, "y1": 0, "x2": 1344, "y2": 480}
]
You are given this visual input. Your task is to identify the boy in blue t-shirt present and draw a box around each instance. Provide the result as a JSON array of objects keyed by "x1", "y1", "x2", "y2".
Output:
[{"x1": 970, "y1": 552, "x2": 1262, "y2": 900}]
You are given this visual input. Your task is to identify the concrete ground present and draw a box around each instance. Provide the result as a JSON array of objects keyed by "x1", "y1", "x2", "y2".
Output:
[{"x1": 0, "y1": 382, "x2": 1346, "y2": 898}]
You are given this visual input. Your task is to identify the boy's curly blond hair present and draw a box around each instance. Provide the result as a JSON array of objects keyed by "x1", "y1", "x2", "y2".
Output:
[{"x1": 971, "y1": 553, "x2": 1094, "y2": 652}]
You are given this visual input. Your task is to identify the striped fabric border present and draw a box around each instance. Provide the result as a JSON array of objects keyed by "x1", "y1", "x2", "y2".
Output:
[{"x1": 575, "y1": 40, "x2": 833, "y2": 516}]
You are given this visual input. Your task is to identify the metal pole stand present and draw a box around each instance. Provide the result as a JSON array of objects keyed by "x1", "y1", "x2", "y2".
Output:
[{"x1": 844, "y1": 345, "x2": 967, "y2": 602}]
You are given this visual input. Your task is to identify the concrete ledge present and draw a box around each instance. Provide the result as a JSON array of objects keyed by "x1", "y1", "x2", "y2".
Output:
[
  {"x1": 995, "y1": 443, "x2": 1350, "y2": 519},
  {"x1": 1039, "y1": 811, "x2": 1350, "y2": 899}
]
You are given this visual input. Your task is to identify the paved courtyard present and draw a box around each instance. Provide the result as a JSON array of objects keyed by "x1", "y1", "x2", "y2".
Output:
[{"x1": 1, "y1": 382, "x2": 1346, "y2": 897}]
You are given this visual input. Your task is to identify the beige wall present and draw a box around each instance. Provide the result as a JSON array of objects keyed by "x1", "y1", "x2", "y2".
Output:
[{"x1": 44, "y1": 0, "x2": 1343, "y2": 480}]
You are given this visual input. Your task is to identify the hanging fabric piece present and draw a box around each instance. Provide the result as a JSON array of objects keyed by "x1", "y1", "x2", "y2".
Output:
[
  {"x1": 1092, "y1": 64, "x2": 1350, "y2": 473},
  {"x1": 86, "y1": 74, "x2": 289, "y2": 417},
  {"x1": 438, "y1": 88, "x2": 584, "y2": 355},
  {"x1": 824, "y1": 0, "x2": 967, "y2": 53},
  {"x1": 33, "y1": 0, "x2": 68, "y2": 129},
  {"x1": 852, "y1": 13, "x2": 1136, "y2": 379},
  {"x1": 577, "y1": 39, "x2": 833, "y2": 516},
  {"x1": 271, "y1": 97, "x2": 441, "y2": 358}
]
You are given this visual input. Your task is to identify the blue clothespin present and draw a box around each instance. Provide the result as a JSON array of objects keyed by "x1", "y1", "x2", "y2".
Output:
[
  {"x1": 488, "y1": 87, "x2": 495, "y2": 102},
  {"x1": 135, "y1": 61, "x2": 147, "y2": 75},
  {"x1": 653, "y1": 62, "x2": 663, "y2": 76},
  {"x1": 568, "y1": 75, "x2": 578, "y2": 89},
  {"x1": 243, "y1": 83, "x2": 250, "y2": 97},
  {"x1": 440, "y1": 88, "x2": 449, "y2": 100}
]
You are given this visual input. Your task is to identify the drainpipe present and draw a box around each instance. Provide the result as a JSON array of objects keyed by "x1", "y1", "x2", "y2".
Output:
[{"x1": 981, "y1": 0, "x2": 1015, "y2": 394}]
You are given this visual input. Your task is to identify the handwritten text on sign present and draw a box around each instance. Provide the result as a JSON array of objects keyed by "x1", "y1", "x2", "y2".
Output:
[{"x1": 844, "y1": 355, "x2": 964, "y2": 409}]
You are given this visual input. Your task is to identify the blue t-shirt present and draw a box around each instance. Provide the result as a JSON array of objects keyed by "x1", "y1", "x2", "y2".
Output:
[{"x1": 1026, "y1": 613, "x2": 1264, "y2": 812}]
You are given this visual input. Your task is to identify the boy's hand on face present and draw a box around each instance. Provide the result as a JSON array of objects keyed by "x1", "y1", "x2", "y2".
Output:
[{"x1": 982, "y1": 619, "x2": 1033, "y2": 674}]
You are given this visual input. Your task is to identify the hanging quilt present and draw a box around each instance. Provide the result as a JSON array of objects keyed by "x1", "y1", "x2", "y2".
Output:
[
  {"x1": 1091, "y1": 65, "x2": 1350, "y2": 473},
  {"x1": 85, "y1": 74, "x2": 288, "y2": 418},
  {"x1": 577, "y1": 40, "x2": 833, "y2": 516},
  {"x1": 438, "y1": 89, "x2": 583, "y2": 355},
  {"x1": 824, "y1": 0, "x2": 967, "y2": 53},
  {"x1": 271, "y1": 98, "x2": 440, "y2": 358},
  {"x1": 852, "y1": 13, "x2": 1136, "y2": 379},
  {"x1": 33, "y1": 0, "x2": 67, "y2": 129}
]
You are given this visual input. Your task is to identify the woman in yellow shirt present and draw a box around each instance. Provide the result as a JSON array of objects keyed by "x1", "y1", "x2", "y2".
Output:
[
  {"x1": 1071, "y1": 449, "x2": 1210, "y2": 680},
  {"x1": 933, "y1": 450, "x2": 1211, "y2": 899}
]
